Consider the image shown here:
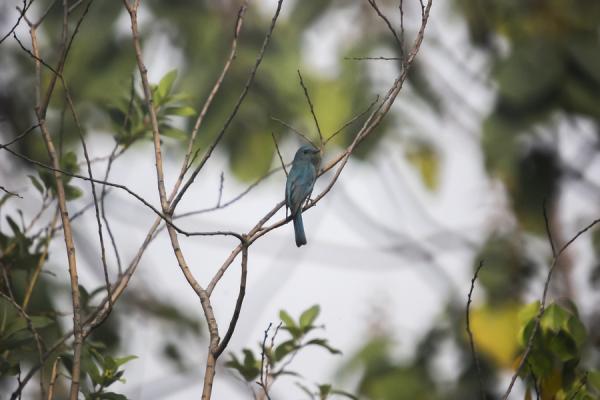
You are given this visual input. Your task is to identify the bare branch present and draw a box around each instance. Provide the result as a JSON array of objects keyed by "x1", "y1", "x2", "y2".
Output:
[
  {"x1": 271, "y1": 116, "x2": 316, "y2": 147},
  {"x1": 543, "y1": 199, "x2": 556, "y2": 257},
  {"x1": 271, "y1": 132, "x2": 288, "y2": 177},
  {"x1": 325, "y1": 95, "x2": 380, "y2": 144},
  {"x1": 258, "y1": 322, "x2": 273, "y2": 400},
  {"x1": 0, "y1": 0, "x2": 32, "y2": 45},
  {"x1": 0, "y1": 185, "x2": 22, "y2": 198},
  {"x1": 367, "y1": 0, "x2": 402, "y2": 48},
  {"x1": 214, "y1": 242, "x2": 248, "y2": 358},
  {"x1": 466, "y1": 260, "x2": 486, "y2": 400},
  {"x1": 344, "y1": 56, "x2": 401, "y2": 61},
  {"x1": 297, "y1": 70, "x2": 324, "y2": 146}
]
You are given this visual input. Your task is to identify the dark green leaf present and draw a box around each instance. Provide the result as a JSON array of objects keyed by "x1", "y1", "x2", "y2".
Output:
[
  {"x1": 305, "y1": 339, "x2": 341, "y2": 355},
  {"x1": 275, "y1": 340, "x2": 297, "y2": 361},
  {"x1": 28, "y1": 175, "x2": 44, "y2": 195}
]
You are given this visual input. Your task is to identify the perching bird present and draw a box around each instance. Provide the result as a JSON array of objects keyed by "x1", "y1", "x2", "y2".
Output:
[{"x1": 285, "y1": 144, "x2": 321, "y2": 247}]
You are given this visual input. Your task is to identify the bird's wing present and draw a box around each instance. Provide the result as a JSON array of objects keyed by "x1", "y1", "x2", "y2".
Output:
[{"x1": 287, "y1": 164, "x2": 316, "y2": 215}]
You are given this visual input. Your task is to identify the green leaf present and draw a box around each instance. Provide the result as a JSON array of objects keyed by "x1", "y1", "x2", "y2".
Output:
[
  {"x1": 541, "y1": 303, "x2": 570, "y2": 333},
  {"x1": 547, "y1": 331, "x2": 578, "y2": 362},
  {"x1": 164, "y1": 106, "x2": 196, "y2": 117},
  {"x1": 28, "y1": 175, "x2": 44, "y2": 195},
  {"x1": 305, "y1": 339, "x2": 341, "y2": 355},
  {"x1": 161, "y1": 128, "x2": 188, "y2": 140},
  {"x1": 65, "y1": 184, "x2": 83, "y2": 201},
  {"x1": 279, "y1": 310, "x2": 302, "y2": 339},
  {"x1": 589, "y1": 370, "x2": 600, "y2": 391},
  {"x1": 98, "y1": 392, "x2": 128, "y2": 400},
  {"x1": 319, "y1": 384, "x2": 332, "y2": 398},
  {"x1": 157, "y1": 70, "x2": 178, "y2": 100},
  {"x1": 4, "y1": 315, "x2": 53, "y2": 338},
  {"x1": 299, "y1": 305, "x2": 320, "y2": 331},
  {"x1": 225, "y1": 350, "x2": 260, "y2": 381},
  {"x1": 330, "y1": 389, "x2": 359, "y2": 400},
  {"x1": 295, "y1": 382, "x2": 314, "y2": 398},
  {"x1": 566, "y1": 315, "x2": 587, "y2": 348},
  {"x1": 518, "y1": 301, "x2": 540, "y2": 325},
  {"x1": 113, "y1": 355, "x2": 137, "y2": 368},
  {"x1": 274, "y1": 340, "x2": 297, "y2": 361}
]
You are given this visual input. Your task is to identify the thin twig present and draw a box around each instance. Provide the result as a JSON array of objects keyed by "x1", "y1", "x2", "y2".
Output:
[
  {"x1": 0, "y1": 123, "x2": 41, "y2": 150},
  {"x1": 270, "y1": 117, "x2": 316, "y2": 147},
  {"x1": 543, "y1": 199, "x2": 556, "y2": 257},
  {"x1": 466, "y1": 260, "x2": 486, "y2": 400},
  {"x1": 215, "y1": 242, "x2": 248, "y2": 358},
  {"x1": 271, "y1": 132, "x2": 288, "y2": 177},
  {"x1": 0, "y1": 185, "x2": 22, "y2": 198},
  {"x1": 344, "y1": 56, "x2": 401, "y2": 61},
  {"x1": 325, "y1": 95, "x2": 380, "y2": 144},
  {"x1": 258, "y1": 322, "x2": 273, "y2": 400},
  {"x1": 0, "y1": 0, "x2": 32, "y2": 45},
  {"x1": 297, "y1": 70, "x2": 323, "y2": 147},
  {"x1": 366, "y1": 0, "x2": 402, "y2": 48}
]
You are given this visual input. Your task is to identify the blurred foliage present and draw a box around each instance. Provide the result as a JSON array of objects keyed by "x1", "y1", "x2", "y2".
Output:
[
  {"x1": 0, "y1": 0, "x2": 390, "y2": 181},
  {"x1": 227, "y1": 305, "x2": 354, "y2": 399},
  {"x1": 457, "y1": 0, "x2": 600, "y2": 234}
]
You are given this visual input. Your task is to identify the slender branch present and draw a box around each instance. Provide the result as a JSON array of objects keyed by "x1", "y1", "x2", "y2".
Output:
[
  {"x1": 271, "y1": 132, "x2": 288, "y2": 177},
  {"x1": 0, "y1": 0, "x2": 32, "y2": 45},
  {"x1": 543, "y1": 199, "x2": 556, "y2": 257},
  {"x1": 297, "y1": 70, "x2": 324, "y2": 147},
  {"x1": 258, "y1": 322, "x2": 273, "y2": 400},
  {"x1": 466, "y1": 260, "x2": 486, "y2": 400},
  {"x1": 344, "y1": 56, "x2": 401, "y2": 61},
  {"x1": 0, "y1": 123, "x2": 41, "y2": 150},
  {"x1": 174, "y1": 165, "x2": 285, "y2": 219},
  {"x1": 325, "y1": 95, "x2": 380, "y2": 144},
  {"x1": 63, "y1": 81, "x2": 113, "y2": 309},
  {"x1": 366, "y1": 0, "x2": 402, "y2": 48},
  {"x1": 0, "y1": 185, "x2": 22, "y2": 198},
  {"x1": 29, "y1": 7, "x2": 84, "y2": 396},
  {"x1": 214, "y1": 242, "x2": 248, "y2": 358},
  {"x1": 22, "y1": 207, "x2": 60, "y2": 311},
  {"x1": 270, "y1": 116, "x2": 316, "y2": 147}
]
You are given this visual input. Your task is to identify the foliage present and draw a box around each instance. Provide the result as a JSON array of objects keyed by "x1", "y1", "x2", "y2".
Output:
[{"x1": 226, "y1": 305, "x2": 354, "y2": 399}]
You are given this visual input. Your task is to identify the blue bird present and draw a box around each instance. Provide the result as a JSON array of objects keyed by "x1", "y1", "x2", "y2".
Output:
[{"x1": 285, "y1": 144, "x2": 321, "y2": 247}]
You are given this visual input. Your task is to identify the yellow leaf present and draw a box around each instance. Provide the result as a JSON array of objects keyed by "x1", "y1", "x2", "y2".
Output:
[
  {"x1": 405, "y1": 141, "x2": 439, "y2": 191},
  {"x1": 470, "y1": 303, "x2": 521, "y2": 368}
]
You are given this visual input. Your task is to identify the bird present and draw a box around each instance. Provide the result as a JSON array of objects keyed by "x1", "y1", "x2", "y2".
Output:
[{"x1": 285, "y1": 144, "x2": 321, "y2": 247}]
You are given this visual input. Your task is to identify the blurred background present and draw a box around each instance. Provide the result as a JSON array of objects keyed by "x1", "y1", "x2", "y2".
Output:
[{"x1": 1, "y1": 0, "x2": 600, "y2": 399}]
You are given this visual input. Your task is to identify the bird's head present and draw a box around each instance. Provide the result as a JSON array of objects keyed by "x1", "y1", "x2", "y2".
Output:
[{"x1": 294, "y1": 144, "x2": 321, "y2": 168}]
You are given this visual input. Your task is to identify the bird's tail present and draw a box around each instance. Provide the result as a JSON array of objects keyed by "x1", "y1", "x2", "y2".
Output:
[{"x1": 293, "y1": 211, "x2": 307, "y2": 247}]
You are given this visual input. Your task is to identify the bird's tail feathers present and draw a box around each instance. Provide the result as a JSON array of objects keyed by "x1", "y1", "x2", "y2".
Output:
[{"x1": 293, "y1": 212, "x2": 307, "y2": 247}]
